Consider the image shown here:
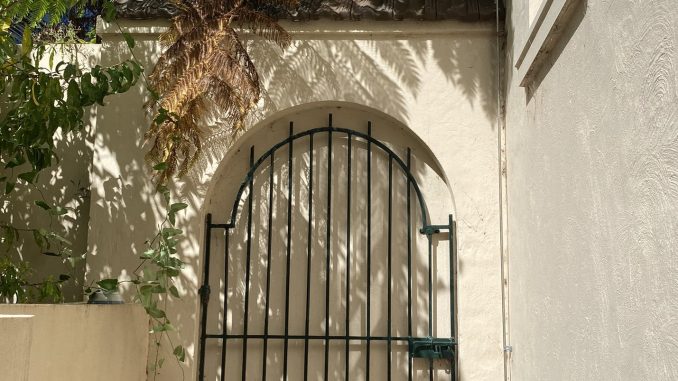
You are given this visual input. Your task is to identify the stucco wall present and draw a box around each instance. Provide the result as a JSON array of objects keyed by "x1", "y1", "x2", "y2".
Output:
[
  {"x1": 505, "y1": 0, "x2": 678, "y2": 379},
  {"x1": 0, "y1": 304, "x2": 149, "y2": 381},
  {"x1": 91, "y1": 20, "x2": 502, "y2": 380}
]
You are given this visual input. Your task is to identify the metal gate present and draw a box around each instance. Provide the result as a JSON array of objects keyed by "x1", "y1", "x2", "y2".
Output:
[{"x1": 198, "y1": 114, "x2": 456, "y2": 380}]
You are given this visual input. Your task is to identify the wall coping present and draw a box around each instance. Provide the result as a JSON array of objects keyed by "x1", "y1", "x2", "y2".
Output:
[{"x1": 98, "y1": 18, "x2": 496, "y2": 38}]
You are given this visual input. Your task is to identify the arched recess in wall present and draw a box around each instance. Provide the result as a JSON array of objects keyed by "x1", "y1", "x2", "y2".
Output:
[{"x1": 199, "y1": 101, "x2": 458, "y2": 380}]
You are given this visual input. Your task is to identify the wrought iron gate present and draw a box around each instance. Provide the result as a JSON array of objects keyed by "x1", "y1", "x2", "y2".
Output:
[{"x1": 198, "y1": 114, "x2": 456, "y2": 380}]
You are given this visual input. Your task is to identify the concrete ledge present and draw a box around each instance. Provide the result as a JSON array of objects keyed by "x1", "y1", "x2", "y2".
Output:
[
  {"x1": 0, "y1": 304, "x2": 149, "y2": 381},
  {"x1": 97, "y1": 18, "x2": 496, "y2": 38}
]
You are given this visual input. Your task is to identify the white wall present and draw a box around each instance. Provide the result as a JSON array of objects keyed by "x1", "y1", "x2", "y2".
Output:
[
  {"x1": 0, "y1": 304, "x2": 149, "y2": 381},
  {"x1": 91, "y1": 20, "x2": 502, "y2": 380},
  {"x1": 505, "y1": 0, "x2": 678, "y2": 379}
]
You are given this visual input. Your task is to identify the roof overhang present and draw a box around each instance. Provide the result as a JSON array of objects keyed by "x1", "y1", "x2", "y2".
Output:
[{"x1": 114, "y1": 0, "x2": 501, "y2": 22}]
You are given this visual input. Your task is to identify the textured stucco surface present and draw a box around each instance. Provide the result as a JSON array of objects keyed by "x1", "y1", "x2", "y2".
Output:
[
  {"x1": 90, "y1": 21, "x2": 503, "y2": 380},
  {"x1": 0, "y1": 304, "x2": 149, "y2": 381},
  {"x1": 505, "y1": 0, "x2": 678, "y2": 379}
]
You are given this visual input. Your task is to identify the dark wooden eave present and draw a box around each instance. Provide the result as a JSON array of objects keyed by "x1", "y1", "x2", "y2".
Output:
[{"x1": 114, "y1": 0, "x2": 501, "y2": 21}]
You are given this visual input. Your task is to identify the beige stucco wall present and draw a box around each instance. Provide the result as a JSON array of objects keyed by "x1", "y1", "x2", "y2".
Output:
[
  {"x1": 505, "y1": 0, "x2": 678, "y2": 379},
  {"x1": 90, "y1": 20, "x2": 502, "y2": 380},
  {"x1": 0, "y1": 304, "x2": 149, "y2": 381}
]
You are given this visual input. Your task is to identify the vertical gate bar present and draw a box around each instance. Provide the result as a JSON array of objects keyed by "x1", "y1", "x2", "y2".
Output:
[
  {"x1": 324, "y1": 115, "x2": 333, "y2": 381},
  {"x1": 345, "y1": 133, "x2": 352, "y2": 381},
  {"x1": 428, "y1": 235, "x2": 434, "y2": 381},
  {"x1": 449, "y1": 213, "x2": 455, "y2": 381},
  {"x1": 198, "y1": 213, "x2": 213, "y2": 381},
  {"x1": 220, "y1": 232, "x2": 230, "y2": 381},
  {"x1": 387, "y1": 155, "x2": 393, "y2": 381},
  {"x1": 303, "y1": 134, "x2": 314, "y2": 381},
  {"x1": 262, "y1": 152, "x2": 275, "y2": 381},
  {"x1": 366, "y1": 122, "x2": 372, "y2": 381},
  {"x1": 283, "y1": 123, "x2": 294, "y2": 381},
  {"x1": 406, "y1": 148, "x2": 412, "y2": 381},
  {"x1": 241, "y1": 146, "x2": 255, "y2": 381}
]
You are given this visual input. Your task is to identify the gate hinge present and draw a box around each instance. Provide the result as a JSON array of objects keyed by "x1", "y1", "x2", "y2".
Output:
[
  {"x1": 419, "y1": 225, "x2": 451, "y2": 236},
  {"x1": 198, "y1": 284, "x2": 211, "y2": 305},
  {"x1": 408, "y1": 337, "x2": 456, "y2": 360}
]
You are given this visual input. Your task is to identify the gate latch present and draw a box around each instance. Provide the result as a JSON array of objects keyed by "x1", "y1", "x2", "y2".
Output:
[
  {"x1": 419, "y1": 225, "x2": 451, "y2": 236},
  {"x1": 408, "y1": 337, "x2": 456, "y2": 360}
]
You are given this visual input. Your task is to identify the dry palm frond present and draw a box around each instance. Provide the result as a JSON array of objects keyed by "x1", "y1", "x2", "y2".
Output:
[{"x1": 146, "y1": 0, "x2": 297, "y2": 185}]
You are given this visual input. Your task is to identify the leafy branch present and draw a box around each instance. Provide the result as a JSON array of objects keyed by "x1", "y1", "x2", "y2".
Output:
[{"x1": 89, "y1": 179, "x2": 188, "y2": 377}]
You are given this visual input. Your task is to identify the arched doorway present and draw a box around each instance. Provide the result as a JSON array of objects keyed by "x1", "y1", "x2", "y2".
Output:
[{"x1": 198, "y1": 104, "x2": 456, "y2": 380}]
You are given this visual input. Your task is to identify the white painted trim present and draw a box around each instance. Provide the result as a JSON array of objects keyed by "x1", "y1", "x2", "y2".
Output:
[
  {"x1": 515, "y1": 0, "x2": 580, "y2": 87},
  {"x1": 97, "y1": 18, "x2": 495, "y2": 38}
]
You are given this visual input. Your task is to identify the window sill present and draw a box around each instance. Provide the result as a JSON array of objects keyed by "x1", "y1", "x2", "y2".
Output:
[{"x1": 515, "y1": 0, "x2": 581, "y2": 87}]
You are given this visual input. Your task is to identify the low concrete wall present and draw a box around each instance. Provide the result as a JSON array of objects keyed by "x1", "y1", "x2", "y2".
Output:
[{"x1": 0, "y1": 304, "x2": 149, "y2": 381}]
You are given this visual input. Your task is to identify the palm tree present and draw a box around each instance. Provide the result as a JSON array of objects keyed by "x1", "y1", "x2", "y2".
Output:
[{"x1": 146, "y1": 0, "x2": 296, "y2": 184}]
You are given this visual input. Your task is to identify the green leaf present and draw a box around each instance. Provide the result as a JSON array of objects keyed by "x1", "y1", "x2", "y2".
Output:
[
  {"x1": 18, "y1": 171, "x2": 38, "y2": 184},
  {"x1": 161, "y1": 227, "x2": 183, "y2": 238},
  {"x1": 5, "y1": 182, "x2": 15, "y2": 195},
  {"x1": 47, "y1": 232, "x2": 71, "y2": 245},
  {"x1": 153, "y1": 162, "x2": 167, "y2": 171},
  {"x1": 102, "y1": 0, "x2": 117, "y2": 22},
  {"x1": 152, "y1": 323, "x2": 174, "y2": 332},
  {"x1": 169, "y1": 203, "x2": 188, "y2": 213},
  {"x1": 141, "y1": 249, "x2": 155, "y2": 259},
  {"x1": 146, "y1": 306, "x2": 166, "y2": 319},
  {"x1": 173, "y1": 345, "x2": 186, "y2": 362},
  {"x1": 139, "y1": 284, "x2": 153, "y2": 299},
  {"x1": 129, "y1": 60, "x2": 143, "y2": 77},
  {"x1": 169, "y1": 285, "x2": 180, "y2": 298},
  {"x1": 122, "y1": 32, "x2": 135, "y2": 49},
  {"x1": 34, "y1": 200, "x2": 51, "y2": 210},
  {"x1": 5, "y1": 153, "x2": 26, "y2": 168},
  {"x1": 49, "y1": 206, "x2": 69, "y2": 216},
  {"x1": 97, "y1": 278, "x2": 119, "y2": 292},
  {"x1": 157, "y1": 185, "x2": 170, "y2": 204},
  {"x1": 32, "y1": 229, "x2": 48, "y2": 250},
  {"x1": 21, "y1": 28, "x2": 32, "y2": 56},
  {"x1": 2, "y1": 226, "x2": 18, "y2": 248},
  {"x1": 63, "y1": 64, "x2": 76, "y2": 82},
  {"x1": 66, "y1": 79, "x2": 81, "y2": 107}
]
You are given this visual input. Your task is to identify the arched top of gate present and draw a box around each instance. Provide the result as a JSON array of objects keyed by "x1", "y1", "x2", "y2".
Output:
[{"x1": 204, "y1": 101, "x2": 454, "y2": 228}]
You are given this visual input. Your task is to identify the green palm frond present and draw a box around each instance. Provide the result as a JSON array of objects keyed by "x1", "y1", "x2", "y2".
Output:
[{"x1": 1, "y1": 0, "x2": 85, "y2": 26}]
